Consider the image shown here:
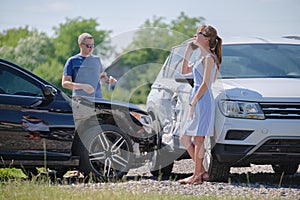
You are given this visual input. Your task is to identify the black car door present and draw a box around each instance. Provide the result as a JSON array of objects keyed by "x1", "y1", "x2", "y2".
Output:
[{"x1": 0, "y1": 62, "x2": 74, "y2": 161}]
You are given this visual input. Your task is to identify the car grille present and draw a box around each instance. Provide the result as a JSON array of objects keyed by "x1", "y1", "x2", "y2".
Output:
[
  {"x1": 255, "y1": 139, "x2": 300, "y2": 154},
  {"x1": 260, "y1": 103, "x2": 300, "y2": 119}
]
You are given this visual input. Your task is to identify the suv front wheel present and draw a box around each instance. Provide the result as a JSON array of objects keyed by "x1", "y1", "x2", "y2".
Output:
[
  {"x1": 203, "y1": 137, "x2": 230, "y2": 182},
  {"x1": 272, "y1": 164, "x2": 299, "y2": 175}
]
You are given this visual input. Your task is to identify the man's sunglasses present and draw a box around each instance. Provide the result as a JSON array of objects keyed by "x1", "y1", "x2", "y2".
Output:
[{"x1": 82, "y1": 43, "x2": 94, "y2": 48}]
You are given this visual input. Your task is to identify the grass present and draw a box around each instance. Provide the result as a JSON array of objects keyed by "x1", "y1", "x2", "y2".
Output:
[
  {"x1": 0, "y1": 168, "x2": 255, "y2": 200},
  {"x1": 0, "y1": 168, "x2": 291, "y2": 200},
  {"x1": 0, "y1": 180, "x2": 220, "y2": 200},
  {"x1": 0, "y1": 169, "x2": 215, "y2": 200},
  {"x1": 0, "y1": 168, "x2": 27, "y2": 181}
]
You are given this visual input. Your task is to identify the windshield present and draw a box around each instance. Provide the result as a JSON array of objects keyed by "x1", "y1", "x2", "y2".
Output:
[{"x1": 220, "y1": 44, "x2": 300, "y2": 79}]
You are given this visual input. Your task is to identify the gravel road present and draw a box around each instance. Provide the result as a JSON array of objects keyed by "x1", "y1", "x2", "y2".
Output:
[{"x1": 78, "y1": 159, "x2": 300, "y2": 199}]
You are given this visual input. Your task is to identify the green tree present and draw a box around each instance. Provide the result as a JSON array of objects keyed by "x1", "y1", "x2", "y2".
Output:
[
  {"x1": 15, "y1": 33, "x2": 54, "y2": 71},
  {"x1": 0, "y1": 17, "x2": 113, "y2": 95},
  {"x1": 107, "y1": 12, "x2": 205, "y2": 104},
  {"x1": 0, "y1": 32, "x2": 54, "y2": 71},
  {"x1": 52, "y1": 17, "x2": 112, "y2": 65},
  {"x1": 0, "y1": 26, "x2": 36, "y2": 47},
  {"x1": 170, "y1": 12, "x2": 205, "y2": 38},
  {"x1": 33, "y1": 59, "x2": 64, "y2": 89}
]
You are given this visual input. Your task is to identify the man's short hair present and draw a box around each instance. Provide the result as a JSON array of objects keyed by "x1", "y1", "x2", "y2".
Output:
[{"x1": 78, "y1": 33, "x2": 93, "y2": 44}]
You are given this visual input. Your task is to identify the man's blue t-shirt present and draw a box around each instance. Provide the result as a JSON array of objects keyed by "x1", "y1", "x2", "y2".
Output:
[{"x1": 63, "y1": 54, "x2": 103, "y2": 98}]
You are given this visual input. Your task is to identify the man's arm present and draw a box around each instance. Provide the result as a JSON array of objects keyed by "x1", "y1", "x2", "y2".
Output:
[{"x1": 62, "y1": 75, "x2": 95, "y2": 94}]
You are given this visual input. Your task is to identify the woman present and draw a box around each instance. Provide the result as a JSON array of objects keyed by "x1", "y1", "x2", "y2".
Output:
[{"x1": 178, "y1": 25, "x2": 222, "y2": 184}]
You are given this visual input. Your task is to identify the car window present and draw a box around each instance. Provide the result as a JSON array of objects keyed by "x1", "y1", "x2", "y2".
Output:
[
  {"x1": 163, "y1": 44, "x2": 201, "y2": 79},
  {"x1": 189, "y1": 48, "x2": 201, "y2": 65},
  {"x1": 220, "y1": 44, "x2": 300, "y2": 78},
  {"x1": 0, "y1": 64, "x2": 43, "y2": 96},
  {"x1": 163, "y1": 45, "x2": 186, "y2": 78}
]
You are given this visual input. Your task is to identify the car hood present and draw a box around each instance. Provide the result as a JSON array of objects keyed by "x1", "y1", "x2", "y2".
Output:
[
  {"x1": 72, "y1": 96, "x2": 146, "y2": 114},
  {"x1": 95, "y1": 98, "x2": 145, "y2": 112},
  {"x1": 214, "y1": 78, "x2": 300, "y2": 101}
]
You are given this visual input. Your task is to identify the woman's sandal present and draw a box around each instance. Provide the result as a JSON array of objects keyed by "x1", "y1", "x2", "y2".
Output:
[
  {"x1": 178, "y1": 176, "x2": 194, "y2": 184},
  {"x1": 190, "y1": 172, "x2": 209, "y2": 185},
  {"x1": 190, "y1": 173, "x2": 204, "y2": 185},
  {"x1": 178, "y1": 172, "x2": 209, "y2": 185},
  {"x1": 201, "y1": 171, "x2": 209, "y2": 181}
]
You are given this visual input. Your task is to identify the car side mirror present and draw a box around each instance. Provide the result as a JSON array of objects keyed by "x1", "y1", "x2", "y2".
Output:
[
  {"x1": 174, "y1": 72, "x2": 194, "y2": 86},
  {"x1": 41, "y1": 85, "x2": 57, "y2": 106}
]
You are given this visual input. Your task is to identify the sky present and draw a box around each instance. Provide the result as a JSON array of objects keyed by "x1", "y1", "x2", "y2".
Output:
[{"x1": 1, "y1": 0, "x2": 300, "y2": 39}]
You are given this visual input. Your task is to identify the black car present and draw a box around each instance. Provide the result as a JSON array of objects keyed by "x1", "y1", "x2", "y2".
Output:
[{"x1": 0, "y1": 58, "x2": 155, "y2": 180}]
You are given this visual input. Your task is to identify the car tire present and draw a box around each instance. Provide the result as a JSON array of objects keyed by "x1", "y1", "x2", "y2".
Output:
[
  {"x1": 203, "y1": 136, "x2": 230, "y2": 182},
  {"x1": 148, "y1": 112, "x2": 174, "y2": 178},
  {"x1": 78, "y1": 124, "x2": 133, "y2": 181},
  {"x1": 150, "y1": 147, "x2": 174, "y2": 178},
  {"x1": 272, "y1": 164, "x2": 299, "y2": 175}
]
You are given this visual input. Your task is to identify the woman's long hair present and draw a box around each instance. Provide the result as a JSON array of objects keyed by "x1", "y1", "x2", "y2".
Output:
[{"x1": 198, "y1": 25, "x2": 222, "y2": 81}]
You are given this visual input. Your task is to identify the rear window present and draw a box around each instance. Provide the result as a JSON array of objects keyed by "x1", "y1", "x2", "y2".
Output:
[{"x1": 220, "y1": 44, "x2": 300, "y2": 78}]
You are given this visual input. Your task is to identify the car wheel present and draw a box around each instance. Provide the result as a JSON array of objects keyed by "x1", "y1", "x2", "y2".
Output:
[
  {"x1": 148, "y1": 112, "x2": 174, "y2": 178},
  {"x1": 272, "y1": 164, "x2": 299, "y2": 175},
  {"x1": 203, "y1": 136, "x2": 230, "y2": 182},
  {"x1": 78, "y1": 124, "x2": 133, "y2": 181},
  {"x1": 150, "y1": 147, "x2": 174, "y2": 178}
]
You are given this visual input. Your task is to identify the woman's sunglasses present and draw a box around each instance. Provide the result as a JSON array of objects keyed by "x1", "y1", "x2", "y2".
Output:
[{"x1": 195, "y1": 32, "x2": 208, "y2": 37}]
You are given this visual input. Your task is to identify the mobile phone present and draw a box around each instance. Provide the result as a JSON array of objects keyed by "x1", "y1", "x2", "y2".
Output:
[{"x1": 191, "y1": 42, "x2": 198, "y2": 50}]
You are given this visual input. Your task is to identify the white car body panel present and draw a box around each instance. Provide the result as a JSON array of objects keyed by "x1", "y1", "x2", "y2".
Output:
[{"x1": 146, "y1": 37, "x2": 300, "y2": 180}]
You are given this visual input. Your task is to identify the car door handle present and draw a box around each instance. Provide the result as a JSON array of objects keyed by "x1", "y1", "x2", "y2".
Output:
[
  {"x1": 152, "y1": 84, "x2": 163, "y2": 91},
  {"x1": 30, "y1": 98, "x2": 43, "y2": 107}
]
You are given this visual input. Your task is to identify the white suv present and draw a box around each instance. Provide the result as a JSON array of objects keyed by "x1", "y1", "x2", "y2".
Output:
[{"x1": 146, "y1": 36, "x2": 300, "y2": 181}]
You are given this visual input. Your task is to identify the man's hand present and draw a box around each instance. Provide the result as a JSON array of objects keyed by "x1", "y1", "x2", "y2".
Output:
[
  {"x1": 107, "y1": 76, "x2": 117, "y2": 84},
  {"x1": 81, "y1": 84, "x2": 95, "y2": 94},
  {"x1": 100, "y1": 72, "x2": 117, "y2": 84}
]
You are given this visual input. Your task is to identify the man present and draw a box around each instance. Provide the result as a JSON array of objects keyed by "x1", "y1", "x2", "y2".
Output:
[{"x1": 62, "y1": 33, "x2": 116, "y2": 99}]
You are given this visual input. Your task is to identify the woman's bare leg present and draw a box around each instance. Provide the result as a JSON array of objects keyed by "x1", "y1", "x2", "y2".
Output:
[
  {"x1": 192, "y1": 136, "x2": 205, "y2": 184},
  {"x1": 180, "y1": 134, "x2": 194, "y2": 160},
  {"x1": 178, "y1": 134, "x2": 195, "y2": 184}
]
